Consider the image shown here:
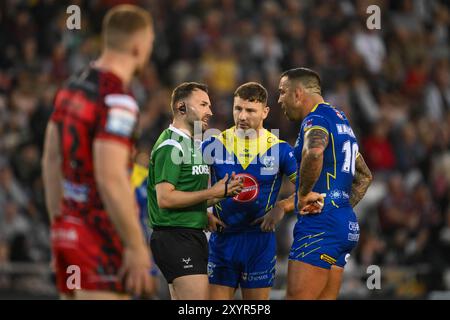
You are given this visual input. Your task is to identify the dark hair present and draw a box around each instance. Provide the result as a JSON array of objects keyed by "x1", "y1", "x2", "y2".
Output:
[
  {"x1": 171, "y1": 82, "x2": 208, "y2": 112},
  {"x1": 234, "y1": 82, "x2": 268, "y2": 105},
  {"x1": 103, "y1": 5, "x2": 153, "y2": 50},
  {"x1": 281, "y1": 67, "x2": 321, "y2": 94}
]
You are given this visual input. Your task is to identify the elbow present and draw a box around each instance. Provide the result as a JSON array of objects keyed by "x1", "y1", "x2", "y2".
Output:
[
  {"x1": 366, "y1": 170, "x2": 374, "y2": 184},
  {"x1": 156, "y1": 194, "x2": 170, "y2": 209},
  {"x1": 305, "y1": 147, "x2": 324, "y2": 160}
]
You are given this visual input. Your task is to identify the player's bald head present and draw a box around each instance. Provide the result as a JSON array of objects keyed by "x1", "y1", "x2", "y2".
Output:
[{"x1": 281, "y1": 67, "x2": 321, "y2": 95}]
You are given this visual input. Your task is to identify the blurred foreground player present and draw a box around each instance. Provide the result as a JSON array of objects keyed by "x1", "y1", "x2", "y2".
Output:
[
  {"x1": 42, "y1": 5, "x2": 155, "y2": 299},
  {"x1": 131, "y1": 153, "x2": 160, "y2": 297},
  {"x1": 278, "y1": 68, "x2": 373, "y2": 299}
]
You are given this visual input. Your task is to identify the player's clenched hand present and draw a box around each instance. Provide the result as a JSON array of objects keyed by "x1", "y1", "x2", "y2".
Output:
[
  {"x1": 251, "y1": 203, "x2": 285, "y2": 232},
  {"x1": 119, "y1": 245, "x2": 154, "y2": 298},
  {"x1": 209, "y1": 172, "x2": 243, "y2": 199},
  {"x1": 206, "y1": 211, "x2": 226, "y2": 232},
  {"x1": 298, "y1": 192, "x2": 325, "y2": 215}
]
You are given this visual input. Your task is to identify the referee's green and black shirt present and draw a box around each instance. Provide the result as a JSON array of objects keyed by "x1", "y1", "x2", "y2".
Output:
[{"x1": 147, "y1": 125, "x2": 209, "y2": 229}]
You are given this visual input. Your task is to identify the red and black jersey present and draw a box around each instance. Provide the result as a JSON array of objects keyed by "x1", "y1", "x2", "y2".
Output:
[{"x1": 51, "y1": 65, "x2": 139, "y2": 230}]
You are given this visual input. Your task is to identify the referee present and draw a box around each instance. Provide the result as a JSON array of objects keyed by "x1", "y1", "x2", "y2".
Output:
[{"x1": 147, "y1": 82, "x2": 243, "y2": 300}]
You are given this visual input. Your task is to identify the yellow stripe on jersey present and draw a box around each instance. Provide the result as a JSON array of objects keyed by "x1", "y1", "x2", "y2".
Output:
[
  {"x1": 304, "y1": 125, "x2": 329, "y2": 136},
  {"x1": 265, "y1": 174, "x2": 278, "y2": 212},
  {"x1": 131, "y1": 164, "x2": 148, "y2": 190},
  {"x1": 326, "y1": 133, "x2": 337, "y2": 190},
  {"x1": 309, "y1": 102, "x2": 331, "y2": 114},
  {"x1": 288, "y1": 172, "x2": 297, "y2": 183},
  {"x1": 310, "y1": 103, "x2": 320, "y2": 113}
]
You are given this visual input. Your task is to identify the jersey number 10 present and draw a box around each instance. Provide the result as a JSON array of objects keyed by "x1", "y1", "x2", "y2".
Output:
[{"x1": 341, "y1": 140, "x2": 358, "y2": 176}]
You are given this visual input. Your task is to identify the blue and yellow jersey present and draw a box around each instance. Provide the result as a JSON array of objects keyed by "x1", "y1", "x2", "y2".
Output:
[
  {"x1": 294, "y1": 102, "x2": 359, "y2": 214},
  {"x1": 131, "y1": 163, "x2": 151, "y2": 241},
  {"x1": 202, "y1": 127, "x2": 297, "y2": 233}
]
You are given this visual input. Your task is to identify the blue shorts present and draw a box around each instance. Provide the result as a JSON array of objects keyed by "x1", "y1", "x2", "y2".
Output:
[
  {"x1": 208, "y1": 231, "x2": 276, "y2": 289},
  {"x1": 289, "y1": 207, "x2": 359, "y2": 269}
]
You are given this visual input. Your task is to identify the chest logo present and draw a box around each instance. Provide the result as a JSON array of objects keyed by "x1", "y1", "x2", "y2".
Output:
[{"x1": 232, "y1": 173, "x2": 259, "y2": 203}]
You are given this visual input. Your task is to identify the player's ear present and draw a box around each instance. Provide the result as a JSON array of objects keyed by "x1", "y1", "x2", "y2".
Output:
[
  {"x1": 130, "y1": 42, "x2": 139, "y2": 59},
  {"x1": 294, "y1": 86, "x2": 303, "y2": 102},
  {"x1": 262, "y1": 105, "x2": 269, "y2": 120},
  {"x1": 178, "y1": 102, "x2": 187, "y2": 115}
]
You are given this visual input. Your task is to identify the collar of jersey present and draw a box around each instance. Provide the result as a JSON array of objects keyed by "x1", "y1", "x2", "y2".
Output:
[
  {"x1": 309, "y1": 101, "x2": 331, "y2": 115},
  {"x1": 168, "y1": 124, "x2": 191, "y2": 140},
  {"x1": 216, "y1": 126, "x2": 280, "y2": 170}
]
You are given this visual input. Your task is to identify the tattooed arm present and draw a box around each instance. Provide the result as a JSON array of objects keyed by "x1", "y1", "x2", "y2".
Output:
[
  {"x1": 296, "y1": 128, "x2": 328, "y2": 213},
  {"x1": 350, "y1": 153, "x2": 373, "y2": 207},
  {"x1": 298, "y1": 128, "x2": 328, "y2": 197}
]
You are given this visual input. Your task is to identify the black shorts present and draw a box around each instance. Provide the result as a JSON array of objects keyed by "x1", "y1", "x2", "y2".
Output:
[{"x1": 150, "y1": 226, "x2": 208, "y2": 283}]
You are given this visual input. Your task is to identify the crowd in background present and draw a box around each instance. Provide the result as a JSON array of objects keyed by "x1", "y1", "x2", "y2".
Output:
[{"x1": 0, "y1": 0, "x2": 449, "y2": 299}]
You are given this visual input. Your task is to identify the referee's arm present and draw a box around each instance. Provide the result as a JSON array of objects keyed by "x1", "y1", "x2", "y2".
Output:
[{"x1": 156, "y1": 173, "x2": 241, "y2": 209}]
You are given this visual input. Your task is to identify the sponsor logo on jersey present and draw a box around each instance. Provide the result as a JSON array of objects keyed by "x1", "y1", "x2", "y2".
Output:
[
  {"x1": 304, "y1": 119, "x2": 313, "y2": 130},
  {"x1": 247, "y1": 273, "x2": 270, "y2": 282},
  {"x1": 329, "y1": 189, "x2": 342, "y2": 200},
  {"x1": 348, "y1": 233, "x2": 360, "y2": 242},
  {"x1": 349, "y1": 221, "x2": 360, "y2": 232},
  {"x1": 192, "y1": 165, "x2": 209, "y2": 175},
  {"x1": 232, "y1": 173, "x2": 259, "y2": 202},
  {"x1": 348, "y1": 222, "x2": 360, "y2": 242},
  {"x1": 260, "y1": 155, "x2": 278, "y2": 175},
  {"x1": 51, "y1": 228, "x2": 79, "y2": 242},
  {"x1": 105, "y1": 108, "x2": 137, "y2": 137},
  {"x1": 182, "y1": 257, "x2": 193, "y2": 269},
  {"x1": 207, "y1": 262, "x2": 215, "y2": 277},
  {"x1": 63, "y1": 180, "x2": 89, "y2": 203},
  {"x1": 345, "y1": 253, "x2": 351, "y2": 263},
  {"x1": 262, "y1": 156, "x2": 275, "y2": 168},
  {"x1": 334, "y1": 109, "x2": 345, "y2": 120},
  {"x1": 104, "y1": 94, "x2": 138, "y2": 137}
]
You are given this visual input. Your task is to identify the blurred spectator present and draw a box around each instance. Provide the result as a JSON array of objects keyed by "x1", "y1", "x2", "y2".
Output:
[
  {"x1": 0, "y1": 163, "x2": 28, "y2": 210},
  {"x1": 353, "y1": 26, "x2": 386, "y2": 75},
  {"x1": 362, "y1": 120, "x2": 396, "y2": 172},
  {"x1": 424, "y1": 59, "x2": 450, "y2": 121},
  {"x1": 0, "y1": 201, "x2": 31, "y2": 249}
]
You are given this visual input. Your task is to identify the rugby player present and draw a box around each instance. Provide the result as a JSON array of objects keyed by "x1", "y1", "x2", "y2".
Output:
[
  {"x1": 277, "y1": 67, "x2": 373, "y2": 299},
  {"x1": 43, "y1": 5, "x2": 155, "y2": 299},
  {"x1": 202, "y1": 82, "x2": 297, "y2": 300}
]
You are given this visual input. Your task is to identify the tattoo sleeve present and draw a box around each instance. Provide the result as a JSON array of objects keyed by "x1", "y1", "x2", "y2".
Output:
[
  {"x1": 298, "y1": 128, "x2": 329, "y2": 197},
  {"x1": 350, "y1": 153, "x2": 373, "y2": 207}
]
